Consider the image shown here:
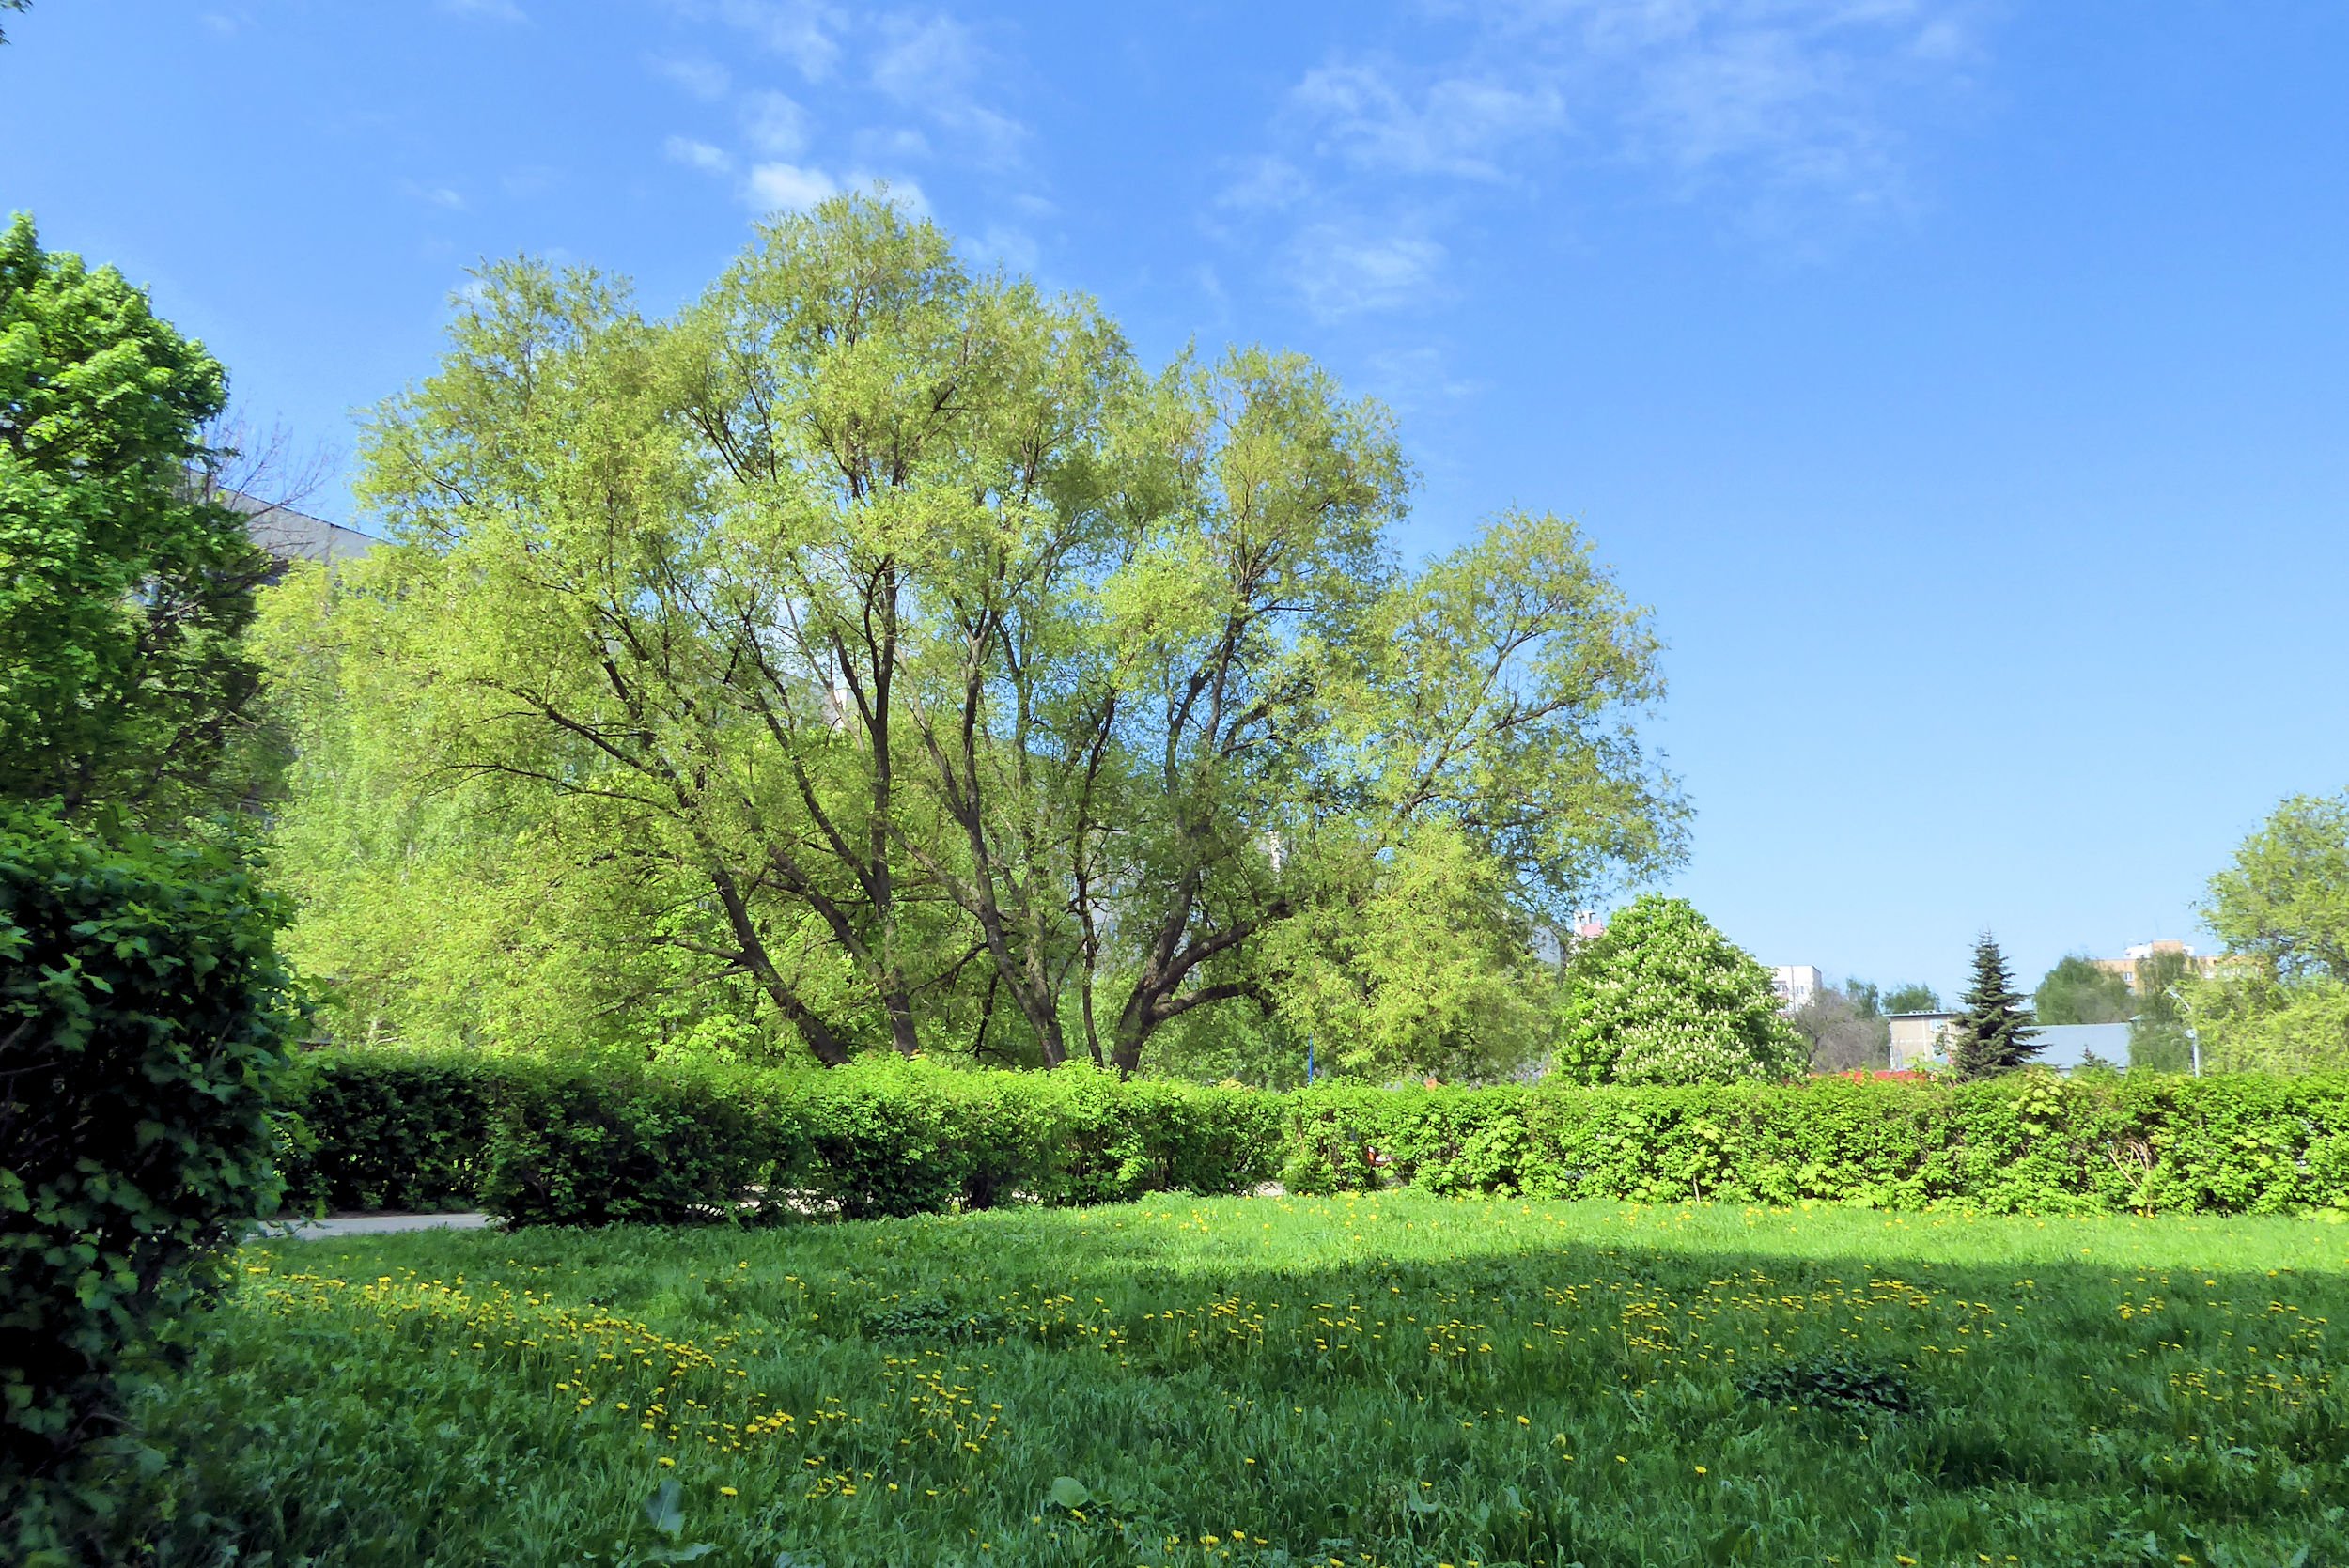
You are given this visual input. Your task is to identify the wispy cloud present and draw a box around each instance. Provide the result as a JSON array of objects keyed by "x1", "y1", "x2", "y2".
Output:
[
  {"x1": 870, "y1": 13, "x2": 1026, "y2": 172},
  {"x1": 1291, "y1": 64, "x2": 1567, "y2": 180},
  {"x1": 438, "y1": 0, "x2": 526, "y2": 21},
  {"x1": 399, "y1": 179, "x2": 469, "y2": 211},
  {"x1": 1285, "y1": 224, "x2": 1448, "y2": 320},
  {"x1": 651, "y1": 55, "x2": 731, "y2": 101},
  {"x1": 742, "y1": 90, "x2": 810, "y2": 158},
  {"x1": 674, "y1": 0, "x2": 843, "y2": 81},
  {"x1": 666, "y1": 136, "x2": 734, "y2": 175},
  {"x1": 1209, "y1": 1, "x2": 1988, "y2": 318}
]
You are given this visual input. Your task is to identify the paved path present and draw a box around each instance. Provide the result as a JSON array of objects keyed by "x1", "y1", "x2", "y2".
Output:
[{"x1": 258, "y1": 1212, "x2": 496, "y2": 1240}]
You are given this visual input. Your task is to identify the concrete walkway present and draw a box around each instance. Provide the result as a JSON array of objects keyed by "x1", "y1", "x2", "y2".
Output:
[{"x1": 258, "y1": 1212, "x2": 496, "y2": 1240}]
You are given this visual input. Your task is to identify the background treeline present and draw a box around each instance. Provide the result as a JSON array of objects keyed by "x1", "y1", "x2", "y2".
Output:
[{"x1": 279, "y1": 1049, "x2": 2349, "y2": 1223}]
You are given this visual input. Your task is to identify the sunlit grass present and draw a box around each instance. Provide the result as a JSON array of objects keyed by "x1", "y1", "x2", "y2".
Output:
[{"x1": 120, "y1": 1194, "x2": 2349, "y2": 1566}]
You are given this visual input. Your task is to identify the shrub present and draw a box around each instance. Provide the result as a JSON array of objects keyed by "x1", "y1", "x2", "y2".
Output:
[
  {"x1": 1278, "y1": 1072, "x2": 2349, "y2": 1213},
  {"x1": 0, "y1": 811, "x2": 300, "y2": 1520},
  {"x1": 277, "y1": 1048, "x2": 503, "y2": 1213},
  {"x1": 280, "y1": 1051, "x2": 2349, "y2": 1224}
]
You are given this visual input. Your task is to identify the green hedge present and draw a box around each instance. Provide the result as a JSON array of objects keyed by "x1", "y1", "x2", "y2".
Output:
[
  {"x1": 2, "y1": 813, "x2": 300, "y2": 1524},
  {"x1": 1281, "y1": 1072, "x2": 2349, "y2": 1215},
  {"x1": 284, "y1": 1054, "x2": 1284, "y2": 1227},
  {"x1": 279, "y1": 1054, "x2": 2349, "y2": 1226}
]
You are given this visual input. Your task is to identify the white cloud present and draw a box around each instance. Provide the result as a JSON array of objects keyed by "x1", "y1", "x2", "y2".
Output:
[
  {"x1": 852, "y1": 125, "x2": 933, "y2": 163},
  {"x1": 666, "y1": 136, "x2": 734, "y2": 175},
  {"x1": 651, "y1": 55, "x2": 731, "y2": 101},
  {"x1": 745, "y1": 162, "x2": 840, "y2": 212},
  {"x1": 677, "y1": 0, "x2": 842, "y2": 81},
  {"x1": 1219, "y1": 155, "x2": 1312, "y2": 212},
  {"x1": 1285, "y1": 225, "x2": 1448, "y2": 320},
  {"x1": 870, "y1": 13, "x2": 1026, "y2": 171},
  {"x1": 438, "y1": 0, "x2": 525, "y2": 20},
  {"x1": 969, "y1": 224, "x2": 1039, "y2": 275},
  {"x1": 742, "y1": 90, "x2": 810, "y2": 157},
  {"x1": 399, "y1": 180, "x2": 468, "y2": 210},
  {"x1": 1292, "y1": 64, "x2": 1566, "y2": 179}
]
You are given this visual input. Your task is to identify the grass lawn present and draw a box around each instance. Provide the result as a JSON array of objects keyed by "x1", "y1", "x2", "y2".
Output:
[{"x1": 120, "y1": 1194, "x2": 2347, "y2": 1567}]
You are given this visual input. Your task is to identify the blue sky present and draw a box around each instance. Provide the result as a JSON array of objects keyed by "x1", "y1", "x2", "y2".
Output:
[{"x1": 7, "y1": 1, "x2": 2345, "y2": 1000}]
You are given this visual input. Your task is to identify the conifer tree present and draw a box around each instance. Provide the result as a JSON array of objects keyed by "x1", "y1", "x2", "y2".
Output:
[{"x1": 1948, "y1": 931, "x2": 2042, "y2": 1079}]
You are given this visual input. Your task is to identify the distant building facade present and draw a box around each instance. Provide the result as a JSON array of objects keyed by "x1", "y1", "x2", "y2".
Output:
[
  {"x1": 1771, "y1": 964, "x2": 1825, "y2": 1014},
  {"x1": 1889, "y1": 1011, "x2": 1956, "y2": 1070},
  {"x1": 2089, "y1": 939, "x2": 2253, "y2": 994}
]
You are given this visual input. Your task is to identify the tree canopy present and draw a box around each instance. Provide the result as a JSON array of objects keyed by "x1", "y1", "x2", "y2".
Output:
[
  {"x1": 1553, "y1": 894, "x2": 1803, "y2": 1085},
  {"x1": 0, "y1": 213, "x2": 275, "y2": 827},
  {"x1": 2032, "y1": 954, "x2": 2133, "y2": 1025},
  {"x1": 2186, "y1": 791, "x2": 2349, "y2": 1072},
  {"x1": 263, "y1": 194, "x2": 1685, "y2": 1074}
]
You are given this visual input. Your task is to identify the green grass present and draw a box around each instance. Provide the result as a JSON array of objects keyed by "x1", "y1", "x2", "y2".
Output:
[{"x1": 114, "y1": 1194, "x2": 2349, "y2": 1567}]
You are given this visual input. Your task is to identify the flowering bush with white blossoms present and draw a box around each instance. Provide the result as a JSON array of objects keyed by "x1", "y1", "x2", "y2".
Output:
[{"x1": 1555, "y1": 894, "x2": 1806, "y2": 1085}]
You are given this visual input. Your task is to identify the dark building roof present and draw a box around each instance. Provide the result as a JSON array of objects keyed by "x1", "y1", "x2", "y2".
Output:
[{"x1": 219, "y1": 488, "x2": 377, "y2": 566}]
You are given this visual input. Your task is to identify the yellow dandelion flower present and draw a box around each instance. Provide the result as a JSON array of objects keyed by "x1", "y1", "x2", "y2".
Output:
[
  {"x1": 719, "y1": 1486, "x2": 739, "y2": 1498},
  {"x1": 658, "y1": 1457, "x2": 676, "y2": 1468}
]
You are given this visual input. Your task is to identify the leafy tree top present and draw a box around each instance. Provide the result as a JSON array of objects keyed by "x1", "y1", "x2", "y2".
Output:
[
  {"x1": 2033, "y1": 954, "x2": 2134, "y2": 1025},
  {"x1": 0, "y1": 212, "x2": 273, "y2": 825},
  {"x1": 1948, "y1": 932, "x2": 2041, "y2": 1079},
  {"x1": 267, "y1": 192, "x2": 1687, "y2": 1073},
  {"x1": 2203, "y1": 790, "x2": 2349, "y2": 985},
  {"x1": 1555, "y1": 894, "x2": 1804, "y2": 1086}
]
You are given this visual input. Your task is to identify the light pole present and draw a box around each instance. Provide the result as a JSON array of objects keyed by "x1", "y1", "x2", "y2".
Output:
[{"x1": 2166, "y1": 985, "x2": 2202, "y2": 1078}]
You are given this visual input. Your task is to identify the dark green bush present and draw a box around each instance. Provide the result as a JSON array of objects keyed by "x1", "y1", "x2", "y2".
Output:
[
  {"x1": 478, "y1": 1059, "x2": 804, "y2": 1227},
  {"x1": 277, "y1": 1048, "x2": 502, "y2": 1213},
  {"x1": 0, "y1": 811, "x2": 300, "y2": 1515}
]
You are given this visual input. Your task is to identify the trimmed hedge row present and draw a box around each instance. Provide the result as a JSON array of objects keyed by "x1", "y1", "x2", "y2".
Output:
[
  {"x1": 280, "y1": 1054, "x2": 1282, "y2": 1225},
  {"x1": 1282, "y1": 1072, "x2": 2349, "y2": 1215},
  {"x1": 277, "y1": 1053, "x2": 2349, "y2": 1225}
]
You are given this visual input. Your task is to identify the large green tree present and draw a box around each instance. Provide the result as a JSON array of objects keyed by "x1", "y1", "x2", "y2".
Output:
[
  {"x1": 1947, "y1": 932, "x2": 2041, "y2": 1079},
  {"x1": 2033, "y1": 954, "x2": 2134, "y2": 1024},
  {"x1": 0, "y1": 213, "x2": 275, "y2": 825},
  {"x1": 2186, "y1": 791, "x2": 2349, "y2": 1071},
  {"x1": 1553, "y1": 894, "x2": 1803, "y2": 1085},
  {"x1": 265, "y1": 194, "x2": 1685, "y2": 1071}
]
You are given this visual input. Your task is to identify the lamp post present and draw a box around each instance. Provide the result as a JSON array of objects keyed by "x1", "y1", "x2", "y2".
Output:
[{"x1": 2166, "y1": 986, "x2": 2202, "y2": 1078}]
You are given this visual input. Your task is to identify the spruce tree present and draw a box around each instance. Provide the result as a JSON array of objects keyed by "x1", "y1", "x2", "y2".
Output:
[{"x1": 1948, "y1": 931, "x2": 2042, "y2": 1079}]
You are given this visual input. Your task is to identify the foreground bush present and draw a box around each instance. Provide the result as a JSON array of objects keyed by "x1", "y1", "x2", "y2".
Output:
[
  {"x1": 288, "y1": 1051, "x2": 2349, "y2": 1223},
  {"x1": 0, "y1": 812, "x2": 300, "y2": 1536}
]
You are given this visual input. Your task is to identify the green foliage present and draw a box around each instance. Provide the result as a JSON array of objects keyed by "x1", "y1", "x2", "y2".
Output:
[
  {"x1": 0, "y1": 806, "x2": 300, "y2": 1526},
  {"x1": 1554, "y1": 894, "x2": 1804, "y2": 1085},
  {"x1": 1259, "y1": 819, "x2": 1560, "y2": 1084},
  {"x1": 277, "y1": 1049, "x2": 505, "y2": 1213},
  {"x1": 1277, "y1": 1072, "x2": 2349, "y2": 1212},
  {"x1": 0, "y1": 214, "x2": 276, "y2": 827},
  {"x1": 263, "y1": 193, "x2": 1682, "y2": 1076},
  {"x1": 288, "y1": 1051, "x2": 2349, "y2": 1221},
  {"x1": 2034, "y1": 954, "x2": 2135, "y2": 1025},
  {"x1": 289, "y1": 1051, "x2": 1283, "y2": 1227},
  {"x1": 85, "y1": 1196, "x2": 2349, "y2": 1565},
  {"x1": 1881, "y1": 981, "x2": 1941, "y2": 1014},
  {"x1": 1739, "y1": 1353, "x2": 1925, "y2": 1419},
  {"x1": 1947, "y1": 932, "x2": 2041, "y2": 1079},
  {"x1": 2204, "y1": 790, "x2": 2349, "y2": 984}
]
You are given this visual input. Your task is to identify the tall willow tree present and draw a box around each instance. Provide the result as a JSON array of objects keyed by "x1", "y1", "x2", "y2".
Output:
[{"x1": 265, "y1": 194, "x2": 1684, "y2": 1070}]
